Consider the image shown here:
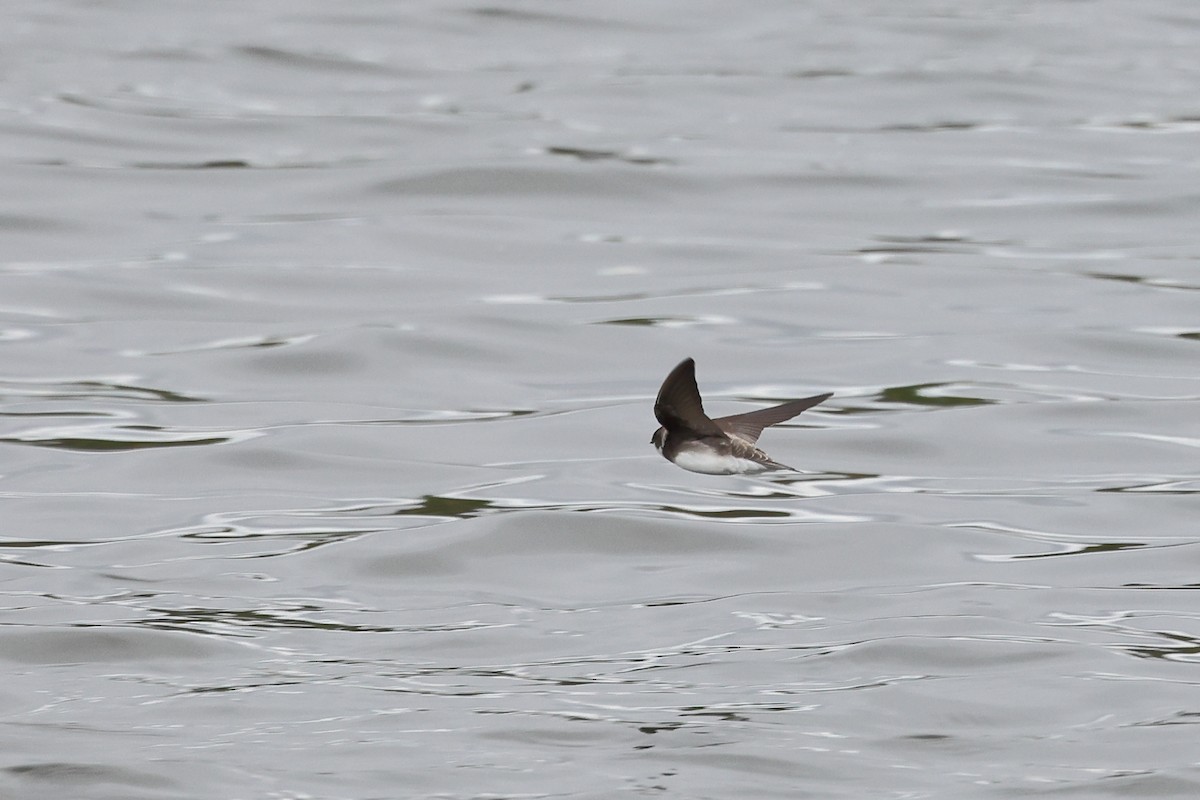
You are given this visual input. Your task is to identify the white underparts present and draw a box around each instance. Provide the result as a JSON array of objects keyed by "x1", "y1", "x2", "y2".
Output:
[{"x1": 672, "y1": 447, "x2": 770, "y2": 475}]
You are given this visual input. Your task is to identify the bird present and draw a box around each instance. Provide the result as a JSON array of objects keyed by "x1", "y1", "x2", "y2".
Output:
[{"x1": 650, "y1": 357, "x2": 831, "y2": 474}]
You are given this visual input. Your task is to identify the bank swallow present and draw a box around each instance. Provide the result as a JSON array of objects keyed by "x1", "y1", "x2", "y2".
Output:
[{"x1": 651, "y1": 357, "x2": 831, "y2": 474}]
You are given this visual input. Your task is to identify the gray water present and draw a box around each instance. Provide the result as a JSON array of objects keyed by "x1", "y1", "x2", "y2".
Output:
[{"x1": 2, "y1": 2, "x2": 1199, "y2": 798}]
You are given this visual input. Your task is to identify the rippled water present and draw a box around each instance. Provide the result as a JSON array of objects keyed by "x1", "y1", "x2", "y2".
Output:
[{"x1": 2, "y1": 2, "x2": 1199, "y2": 798}]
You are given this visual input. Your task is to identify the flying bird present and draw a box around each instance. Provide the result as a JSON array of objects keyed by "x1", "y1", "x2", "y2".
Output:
[{"x1": 651, "y1": 357, "x2": 831, "y2": 474}]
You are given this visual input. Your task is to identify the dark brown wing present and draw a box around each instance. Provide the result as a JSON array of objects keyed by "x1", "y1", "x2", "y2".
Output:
[
  {"x1": 727, "y1": 437, "x2": 794, "y2": 471},
  {"x1": 654, "y1": 358, "x2": 723, "y2": 436},
  {"x1": 714, "y1": 392, "x2": 832, "y2": 445}
]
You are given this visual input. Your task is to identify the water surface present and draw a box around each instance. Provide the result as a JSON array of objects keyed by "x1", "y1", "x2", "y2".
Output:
[{"x1": 2, "y1": 2, "x2": 1198, "y2": 798}]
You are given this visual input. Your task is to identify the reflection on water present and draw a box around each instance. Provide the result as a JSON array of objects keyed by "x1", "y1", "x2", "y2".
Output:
[
  {"x1": 142, "y1": 605, "x2": 398, "y2": 636},
  {"x1": 876, "y1": 382, "x2": 997, "y2": 408}
]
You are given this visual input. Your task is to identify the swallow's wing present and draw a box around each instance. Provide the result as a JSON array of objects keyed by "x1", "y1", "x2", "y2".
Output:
[
  {"x1": 654, "y1": 358, "x2": 724, "y2": 436},
  {"x1": 714, "y1": 392, "x2": 832, "y2": 444},
  {"x1": 726, "y1": 437, "x2": 795, "y2": 471}
]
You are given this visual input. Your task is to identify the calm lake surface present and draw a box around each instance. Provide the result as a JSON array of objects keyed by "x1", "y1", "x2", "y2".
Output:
[{"x1": 2, "y1": 2, "x2": 1198, "y2": 798}]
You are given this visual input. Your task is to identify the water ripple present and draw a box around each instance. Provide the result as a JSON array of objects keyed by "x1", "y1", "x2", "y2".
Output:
[
  {"x1": 1044, "y1": 611, "x2": 1200, "y2": 663},
  {"x1": 0, "y1": 377, "x2": 205, "y2": 403},
  {"x1": 543, "y1": 146, "x2": 675, "y2": 166},
  {"x1": 951, "y1": 521, "x2": 1194, "y2": 562},
  {"x1": 0, "y1": 423, "x2": 260, "y2": 452},
  {"x1": 1098, "y1": 478, "x2": 1200, "y2": 495},
  {"x1": 1085, "y1": 271, "x2": 1200, "y2": 292},
  {"x1": 124, "y1": 333, "x2": 316, "y2": 356},
  {"x1": 482, "y1": 281, "x2": 822, "y2": 305},
  {"x1": 590, "y1": 314, "x2": 736, "y2": 328},
  {"x1": 357, "y1": 408, "x2": 536, "y2": 425}
]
